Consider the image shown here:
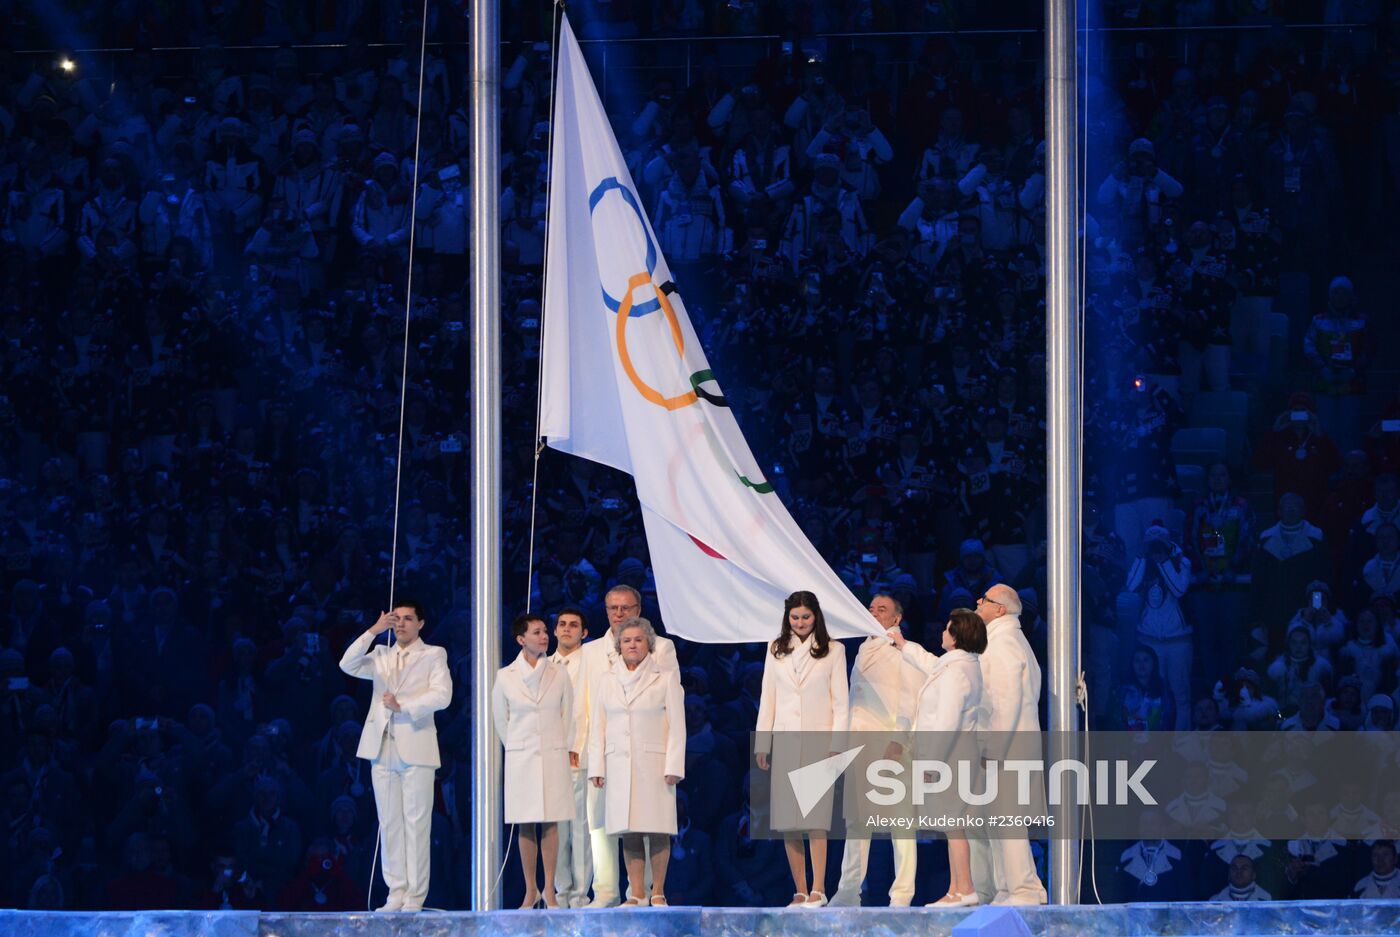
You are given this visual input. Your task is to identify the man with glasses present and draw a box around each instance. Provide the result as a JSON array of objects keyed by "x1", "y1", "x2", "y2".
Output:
[
  {"x1": 568, "y1": 584, "x2": 678, "y2": 907},
  {"x1": 970, "y1": 584, "x2": 1048, "y2": 905}
]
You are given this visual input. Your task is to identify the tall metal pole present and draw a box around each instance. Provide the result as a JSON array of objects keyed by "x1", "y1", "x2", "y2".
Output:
[
  {"x1": 1045, "y1": 0, "x2": 1083, "y2": 906},
  {"x1": 470, "y1": 0, "x2": 503, "y2": 912}
]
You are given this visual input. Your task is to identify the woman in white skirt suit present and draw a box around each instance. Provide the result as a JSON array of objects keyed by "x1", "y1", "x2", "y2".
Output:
[
  {"x1": 492, "y1": 613, "x2": 575, "y2": 908},
  {"x1": 755, "y1": 590, "x2": 849, "y2": 908},
  {"x1": 587, "y1": 616, "x2": 687, "y2": 907},
  {"x1": 891, "y1": 608, "x2": 986, "y2": 907}
]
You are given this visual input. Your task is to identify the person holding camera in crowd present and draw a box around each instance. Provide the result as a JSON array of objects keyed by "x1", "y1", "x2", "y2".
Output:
[
  {"x1": 338, "y1": 603, "x2": 451, "y2": 913},
  {"x1": 1125, "y1": 524, "x2": 1192, "y2": 729}
]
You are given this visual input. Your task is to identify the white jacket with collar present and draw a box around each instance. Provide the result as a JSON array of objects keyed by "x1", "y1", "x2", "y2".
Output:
[
  {"x1": 754, "y1": 638, "x2": 849, "y2": 754},
  {"x1": 978, "y1": 614, "x2": 1042, "y2": 759},
  {"x1": 848, "y1": 633, "x2": 922, "y2": 735},
  {"x1": 570, "y1": 630, "x2": 677, "y2": 757},
  {"x1": 339, "y1": 629, "x2": 453, "y2": 767}
]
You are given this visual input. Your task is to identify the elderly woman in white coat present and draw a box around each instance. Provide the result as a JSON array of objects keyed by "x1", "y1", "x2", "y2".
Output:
[
  {"x1": 892, "y1": 608, "x2": 986, "y2": 907},
  {"x1": 586, "y1": 616, "x2": 686, "y2": 907},
  {"x1": 492, "y1": 613, "x2": 575, "y2": 908},
  {"x1": 755, "y1": 590, "x2": 850, "y2": 908}
]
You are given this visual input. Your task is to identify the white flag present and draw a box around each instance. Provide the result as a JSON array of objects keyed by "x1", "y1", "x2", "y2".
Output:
[{"x1": 539, "y1": 14, "x2": 880, "y2": 643}]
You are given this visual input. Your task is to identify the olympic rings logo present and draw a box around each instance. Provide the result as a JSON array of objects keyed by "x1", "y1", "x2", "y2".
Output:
[{"x1": 588, "y1": 176, "x2": 770, "y2": 494}]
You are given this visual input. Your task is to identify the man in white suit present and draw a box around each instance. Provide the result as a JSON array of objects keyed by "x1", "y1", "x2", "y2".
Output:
[
  {"x1": 550, "y1": 607, "x2": 592, "y2": 908},
  {"x1": 339, "y1": 601, "x2": 453, "y2": 912},
  {"x1": 831, "y1": 593, "x2": 922, "y2": 906},
  {"x1": 569, "y1": 585, "x2": 677, "y2": 908},
  {"x1": 970, "y1": 583, "x2": 1047, "y2": 905}
]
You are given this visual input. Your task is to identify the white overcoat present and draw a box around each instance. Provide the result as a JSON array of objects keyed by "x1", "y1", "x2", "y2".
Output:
[
  {"x1": 586, "y1": 654, "x2": 687, "y2": 836},
  {"x1": 755, "y1": 636, "x2": 849, "y2": 831},
  {"x1": 491, "y1": 651, "x2": 575, "y2": 824}
]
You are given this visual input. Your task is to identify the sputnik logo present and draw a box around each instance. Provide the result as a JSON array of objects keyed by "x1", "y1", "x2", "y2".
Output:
[{"x1": 786, "y1": 746, "x2": 865, "y2": 818}]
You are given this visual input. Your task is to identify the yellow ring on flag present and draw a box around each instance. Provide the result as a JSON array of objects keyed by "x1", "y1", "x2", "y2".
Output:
[{"x1": 615, "y1": 271, "x2": 699, "y2": 411}]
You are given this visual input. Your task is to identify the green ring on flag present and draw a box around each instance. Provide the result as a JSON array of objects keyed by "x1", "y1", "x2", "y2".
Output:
[{"x1": 688, "y1": 369, "x2": 728, "y2": 408}]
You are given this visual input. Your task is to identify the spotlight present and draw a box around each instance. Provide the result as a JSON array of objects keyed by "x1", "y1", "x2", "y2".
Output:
[{"x1": 58, "y1": 57, "x2": 76, "y2": 74}]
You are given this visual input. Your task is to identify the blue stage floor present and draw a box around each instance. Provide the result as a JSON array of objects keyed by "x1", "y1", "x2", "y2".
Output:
[{"x1": 4, "y1": 903, "x2": 1400, "y2": 937}]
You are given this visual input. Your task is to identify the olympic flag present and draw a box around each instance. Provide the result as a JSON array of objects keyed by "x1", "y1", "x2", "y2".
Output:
[{"x1": 539, "y1": 14, "x2": 881, "y2": 643}]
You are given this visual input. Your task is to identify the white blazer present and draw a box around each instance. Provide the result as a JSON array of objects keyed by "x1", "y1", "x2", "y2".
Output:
[
  {"x1": 570, "y1": 630, "x2": 677, "y2": 757},
  {"x1": 848, "y1": 633, "x2": 923, "y2": 734},
  {"x1": 901, "y1": 644, "x2": 982, "y2": 762},
  {"x1": 754, "y1": 637, "x2": 849, "y2": 753},
  {"x1": 491, "y1": 652, "x2": 575, "y2": 824},
  {"x1": 586, "y1": 655, "x2": 687, "y2": 836},
  {"x1": 978, "y1": 614, "x2": 1042, "y2": 761},
  {"x1": 339, "y1": 630, "x2": 453, "y2": 768}
]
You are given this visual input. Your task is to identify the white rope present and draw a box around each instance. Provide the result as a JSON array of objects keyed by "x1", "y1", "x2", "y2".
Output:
[
  {"x1": 523, "y1": 0, "x2": 564, "y2": 616},
  {"x1": 366, "y1": 0, "x2": 433, "y2": 913}
]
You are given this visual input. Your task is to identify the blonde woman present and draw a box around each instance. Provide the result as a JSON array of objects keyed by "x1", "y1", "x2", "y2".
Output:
[{"x1": 586, "y1": 617, "x2": 686, "y2": 907}]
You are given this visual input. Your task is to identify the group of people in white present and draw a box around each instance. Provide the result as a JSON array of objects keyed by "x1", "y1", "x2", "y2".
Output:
[{"x1": 489, "y1": 581, "x2": 1048, "y2": 909}]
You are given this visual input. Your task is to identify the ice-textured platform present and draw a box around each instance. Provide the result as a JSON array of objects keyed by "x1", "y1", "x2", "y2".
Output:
[{"x1": 5, "y1": 902, "x2": 1400, "y2": 937}]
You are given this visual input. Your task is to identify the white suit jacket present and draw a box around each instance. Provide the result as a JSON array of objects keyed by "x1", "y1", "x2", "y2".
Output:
[
  {"x1": 339, "y1": 630, "x2": 453, "y2": 768},
  {"x1": 978, "y1": 614, "x2": 1042, "y2": 760},
  {"x1": 570, "y1": 630, "x2": 677, "y2": 757},
  {"x1": 848, "y1": 633, "x2": 922, "y2": 734},
  {"x1": 754, "y1": 639, "x2": 849, "y2": 754},
  {"x1": 901, "y1": 644, "x2": 983, "y2": 764}
]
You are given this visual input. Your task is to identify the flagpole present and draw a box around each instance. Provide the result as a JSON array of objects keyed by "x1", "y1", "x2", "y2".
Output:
[
  {"x1": 470, "y1": 0, "x2": 503, "y2": 911},
  {"x1": 1046, "y1": 0, "x2": 1084, "y2": 905}
]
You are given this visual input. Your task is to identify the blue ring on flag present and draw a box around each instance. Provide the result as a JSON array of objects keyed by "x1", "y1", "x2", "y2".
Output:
[{"x1": 588, "y1": 177, "x2": 660, "y2": 317}]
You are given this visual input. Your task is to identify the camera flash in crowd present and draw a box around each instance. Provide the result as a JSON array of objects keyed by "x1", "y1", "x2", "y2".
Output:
[{"x1": 58, "y1": 57, "x2": 76, "y2": 73}]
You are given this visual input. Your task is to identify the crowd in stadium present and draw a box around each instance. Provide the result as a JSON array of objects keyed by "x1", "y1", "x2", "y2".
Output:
[{"x1": 2, "y1": 0, "x2": 1399, "y2": 910}]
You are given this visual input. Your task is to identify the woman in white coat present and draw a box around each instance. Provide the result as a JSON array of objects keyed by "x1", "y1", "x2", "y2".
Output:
[
  {"x1": 587, "y1": 616, "x2": 686, "y2": 907},
  {"x1": 755, "y1": 590, "x2": 849, "y2": 908},
  {"x1": 492, "y1": 613, "x2": 575, "y2": 908},
  {"x1": 892, "y1": 608, "x2": 986, "y2": 907}
]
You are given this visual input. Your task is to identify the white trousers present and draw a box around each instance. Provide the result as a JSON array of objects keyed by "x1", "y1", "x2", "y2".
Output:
[
  {"x1": 970, "y1": 832, "x2": 1046, "y2": 905},
  {"x1": 832, "y1": 835, "x2": 917, "y2": 906},
  {"x1": 554, "y1": 768, "x2": 593, "y2": 906},
  {"x1": 584, "y1": 774, "x2": 620, "y2": 900},
  {"x1": 371, "y1": 733, "x2": 436, "y2": 905}
]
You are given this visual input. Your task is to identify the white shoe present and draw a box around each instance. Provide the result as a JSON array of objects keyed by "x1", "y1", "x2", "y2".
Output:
[
  {"x1": 788, "y1": 892, "x2": 809, "y2": 907},
  {"x1": 620, "y1": 895, "x2": 649, "y2": 907},
  {"x1": 586, "y1": 893, "x2": 620, "y2": 909},
  {"x1": 400, "y1": 903, "x2": 424, "y2": 913},
  {"x1": 801, "y1": 890, "x2": 828, "y2": 908},
  {"x1": 826, "y1": 889, "x2": 859, "y2": 907},
  {"x1": 375, "y1": 891, "x2": 406, "y2": 912}
]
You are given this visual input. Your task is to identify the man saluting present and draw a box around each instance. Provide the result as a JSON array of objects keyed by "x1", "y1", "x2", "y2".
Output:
[{"x1": 339, "y1": 602, "x2": 453, "y2": 912}]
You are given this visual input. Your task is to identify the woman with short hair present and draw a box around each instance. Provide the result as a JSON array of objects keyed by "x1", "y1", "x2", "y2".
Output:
[
  {"x1": 892, "y1": 608, "x2": 986, "y2": 907},
  {"x1": 492, "y1": 613, "x2": 575, "y2": 908},
  {"x1": 586, "y1": 617, "x2": 686, "y2": 907}
]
